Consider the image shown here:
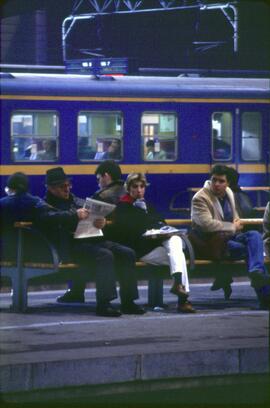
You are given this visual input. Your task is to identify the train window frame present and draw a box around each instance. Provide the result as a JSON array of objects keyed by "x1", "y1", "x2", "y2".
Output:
[
  {"x1": 211, "y1": 112, "x2": 233, "y2": 162},
  {"x1": 141, "y1": 111, "x2": 178, "y2": 162},
  {"x1": 10, "y1": 110, "x2": 59, "y2": 163},
  {"x1": 241, "y1": 112, "x2": 262, "y2": 161},
  {"x1": 77, "y1": 111, "x2": 123, "y2": 162}
]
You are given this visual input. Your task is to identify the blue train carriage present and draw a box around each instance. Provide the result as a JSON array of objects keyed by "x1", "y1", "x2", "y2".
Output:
[{"x1": 0, "y1": 72, "x2": 269, "y2": 216}]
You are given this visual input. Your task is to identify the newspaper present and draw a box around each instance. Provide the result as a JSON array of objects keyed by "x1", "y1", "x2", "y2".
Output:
[
  {"x1": 74, "y1": 198, "x2": 115, "y2": 239},
  {"x1": 143, "y1": 226, "x2": 185, "y2": 238}
]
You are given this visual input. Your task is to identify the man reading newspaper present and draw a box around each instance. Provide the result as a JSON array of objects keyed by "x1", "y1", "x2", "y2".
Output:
[{"x1": 44, "y1": 167, "x2": 145, "y2": 316}]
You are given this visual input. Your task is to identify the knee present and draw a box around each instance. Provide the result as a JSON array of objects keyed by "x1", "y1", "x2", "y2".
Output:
[
  {"x1": 246, "y1": 230, "x2": 262, "y2": 241},
  {"x1": 119, "y1": 246, "x2": 136, "y2": 262},
  {"x1": 97, "y1": 248, "x2": 114, "y2": 263},
  {"x1": 169, "y1": 235, "x2": 183, "y2": 249}
]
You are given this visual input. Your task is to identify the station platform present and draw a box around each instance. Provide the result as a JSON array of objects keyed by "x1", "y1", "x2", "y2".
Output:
[{"x1": 0, "y1": 279, "x2": 269, "y2": 407}]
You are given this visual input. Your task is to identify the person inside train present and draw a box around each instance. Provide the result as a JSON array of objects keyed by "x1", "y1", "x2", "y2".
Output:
[
  {"x1": 44, "y1": 166, "x2": 145, "y2": 316},
  {"x1": 226, "y1": 167, "x2": 255, "y2": 219},
  {"x1": 94, "y1": 139, "x2": 121, "y2": 160},
  {"x1": 110, "y1": 172, "x2": 195, "y2": 313},
  {"x1": 145, "y1": 139, "x2": 167, "y2": 160},
  {"x1": 263, "y1": 202, "x2": 270, "y2": 258},
  {"x1": 190, "y1": 164, "x2": 270, "y2": 310},
  {"x1": 37, "y1": 139, "x2": 57, "y2": 161}
]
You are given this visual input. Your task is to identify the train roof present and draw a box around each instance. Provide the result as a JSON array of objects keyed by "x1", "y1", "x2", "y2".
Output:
[{"x1": 1, "y1": 73, "x2": 270, "y2": 99}]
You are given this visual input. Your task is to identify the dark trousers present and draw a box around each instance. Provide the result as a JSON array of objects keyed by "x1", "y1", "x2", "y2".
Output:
[{"x1": 71, "y1": 240, "x2": 138, "y2": 305}]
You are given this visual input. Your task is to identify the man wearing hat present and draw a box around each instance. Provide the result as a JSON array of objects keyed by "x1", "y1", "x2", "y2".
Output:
[{"x1": 44, "y1": 167, "x2": 144, "y2": 316}]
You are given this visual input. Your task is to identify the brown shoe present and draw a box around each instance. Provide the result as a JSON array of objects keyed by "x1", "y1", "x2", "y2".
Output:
[
  {"x1": 170, "y1": 282, "x2": 188, "y2": 300},
  {"x1": 177, "y1": 301, "x2": 196, "y2": 313}
]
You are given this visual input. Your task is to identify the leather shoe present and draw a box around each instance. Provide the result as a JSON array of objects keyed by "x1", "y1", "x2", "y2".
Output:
[
  {"x1": 170, "y1": 282, "x2": 188, "y2": 300},
  {"x1": 223, "y1": 284, "x2": 232, "y2": 300},
  {"x1": 210, "y1": 279, "x2": 232, "y2": 300},
  {"x1": 177, "y1": 301, "x2": 196, "y2": 313},
  {"x1": 121, "y1": 302, "x2": 146, "y2": 315},
  {"x1": 250, "y1": 271, "x2": 270, "y2": 289},
  {"x1": 96, "y1": 303, "x2": 122, "y2": 317},
  {"x1": 57, "y1": 290, "x2": 85, "y2": 304}
]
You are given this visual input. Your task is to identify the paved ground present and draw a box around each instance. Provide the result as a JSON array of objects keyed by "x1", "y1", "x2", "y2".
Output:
[{"x1": 0, "y1": 279, "x2": 269, "y2": 406}]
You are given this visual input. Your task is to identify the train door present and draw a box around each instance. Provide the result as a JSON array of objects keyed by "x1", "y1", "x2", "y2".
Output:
[
  {"x1": 210, "y1": 108, "x2": 234, "y2": 165},
  {"x1": 237, "y1": 106, "x2": 269, "y2": 183}
]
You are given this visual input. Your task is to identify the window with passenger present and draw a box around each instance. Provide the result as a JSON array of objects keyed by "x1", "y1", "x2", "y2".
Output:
[
  {"x1": 11, "y1": 111, "x2": 58, "y2": 162},
  {"x1": 141, "y1": 112, "x2": 177, "y2": 161},
  {"x1": 241, "y1": 112, "x2": 262, "y2": 161},
  {"x1": 78, "y1": 112, "x2": 123, "y2": 161},
  {"x1": 211, "y1": 112, "x2": 232, "y2": 161}
]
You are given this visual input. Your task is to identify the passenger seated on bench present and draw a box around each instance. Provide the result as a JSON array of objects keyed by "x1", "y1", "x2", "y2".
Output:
[
  {"x1": 44, "y1": 167, "x2": 145, "y2": 316},
  {"x1": 92, "y1": 159, "x2": 126, "y2": 205},
  {"x1": 65, "y1": 160, "x2": 126, "y2": 297},
  {"x1": 110, "y1": 172, "x2": 195, "y2": 313},
  {"x1": 226, "y1": 167, "x2": 255, "y2": 218},
  {"x1": 263, "y1": 202, "x2": 270, "y2": 258},
  {"x1": 0, "y1": 172, "x2": 49, "y2": 261},
  {"x1": 190, "y1": 164, "x2": 270, "y2": 310}
]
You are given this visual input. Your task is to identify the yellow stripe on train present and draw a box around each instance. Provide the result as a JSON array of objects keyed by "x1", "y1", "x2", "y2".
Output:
[
  {"x1": 0, "y1": 94, "x2": 270, "y2": 104},
  {"x1": 0, "y1": 163, "x2": 268, "y2": 176}
]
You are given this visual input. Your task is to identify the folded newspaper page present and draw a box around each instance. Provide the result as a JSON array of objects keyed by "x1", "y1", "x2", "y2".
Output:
[
  {"x1": 143, "y1": 225, "x2": 182, "y2": 238},
  {"x1": 74, "y1": 198, "x2": 115, "y2": 239}
]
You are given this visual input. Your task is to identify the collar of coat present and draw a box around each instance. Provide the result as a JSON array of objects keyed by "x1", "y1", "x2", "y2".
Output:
[{"x1": 202, "y1": 180, "x2": 236, "y2": 219}]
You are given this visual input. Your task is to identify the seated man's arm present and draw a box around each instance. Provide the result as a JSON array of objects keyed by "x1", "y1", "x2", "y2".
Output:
[{"x1": 191, "y1": 196, "x2": 236, "y2": 233}]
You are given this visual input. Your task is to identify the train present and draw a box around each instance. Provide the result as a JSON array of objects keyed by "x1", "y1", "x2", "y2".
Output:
[{"x1": 0, "y1": 72, "x2": 269, "y2": 217}]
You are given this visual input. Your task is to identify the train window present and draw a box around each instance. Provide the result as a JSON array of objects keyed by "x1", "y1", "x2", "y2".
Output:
[
  {"x1": 77, "y1": 112, "x2": 123, "y2": 161},
  {"x1": 11, "y1": 111, "x2": 58, "y2": 162},
  {"x1": 241, "y1": 112, "x2": 262, "y2": 161},
  {"x1": 141, "y1": 113, "x2": 177, "y2": 161},
  {"x1": 211, "y1": 112, "x2": 232, "y2": 161}
]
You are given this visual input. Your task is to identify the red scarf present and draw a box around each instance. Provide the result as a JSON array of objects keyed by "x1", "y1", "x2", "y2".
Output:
[{"x1": 119, "y1": 194, "x2": 134, "y2": 204}]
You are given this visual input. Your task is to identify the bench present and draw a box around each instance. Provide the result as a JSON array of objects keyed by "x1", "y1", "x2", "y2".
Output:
[
  {"x1": 1, "y1": 219, "x2": 268, "y2": 312},
  {"x1": 0, "y1": 221, "x2": 195, "y2": 312}
]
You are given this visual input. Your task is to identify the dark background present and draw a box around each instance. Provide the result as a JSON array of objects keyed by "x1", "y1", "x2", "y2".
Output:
[{"x1": 1, "y1": 0, "x2": 270, "y2": 72}]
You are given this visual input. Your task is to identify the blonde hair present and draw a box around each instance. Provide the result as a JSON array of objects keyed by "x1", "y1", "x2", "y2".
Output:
[{"x1": 125, "y1": 172, "x2": 149, "y2": 192}]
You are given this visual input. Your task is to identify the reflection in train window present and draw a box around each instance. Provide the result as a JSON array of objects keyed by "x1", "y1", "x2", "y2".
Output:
[
  {"x1": 241, "y1": 112, "x2": 262, "y2": 161},
  {"x1": 78, "y1": 112, "x2": 123, "y2": 161},
  {"x1": 141, "y1": 112, "x2": 177, "y2": 161},
  {"x1": 11, "y1": 111, "x2": 58, "y2": 162},
  {"x1": 211, "y1": 112, "x2": 232, "y2": 161}
]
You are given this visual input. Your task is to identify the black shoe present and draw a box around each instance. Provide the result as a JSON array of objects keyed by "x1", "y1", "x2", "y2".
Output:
[
  {"x1": 223, "y1": 284, "x2": 232, "y2": 300},
  {"x1": 250, "y1": 271, "x2": 270, "y2": 289},
  {"x1": 57, "y1": 290, "x2": 85, "y2": 304},
  {"x1": 96, "y1": 303, "x2": 122, "y2": 317},
  {"x1": 211, "y1": 279, "x2": 232, "y2": 300},
  {"x1": 121, "y1": 302, "x2": 146, "y2": 315}
]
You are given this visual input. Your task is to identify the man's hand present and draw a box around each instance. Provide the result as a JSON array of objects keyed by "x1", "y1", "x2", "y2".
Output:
[
  {"x1": 76, "y1": 208, "x2": 89, "y2": 220},
  {"x1": 233, "y1": 218, "x2": 243, "y2": 232},
  {"x1": 93, "y1": 217, "x2": 106, "y2": 229}
]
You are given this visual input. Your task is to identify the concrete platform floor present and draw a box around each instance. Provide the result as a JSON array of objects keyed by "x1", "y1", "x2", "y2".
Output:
[{"x1": 0, "y1": 280, "x2": 269, "y2": 406}]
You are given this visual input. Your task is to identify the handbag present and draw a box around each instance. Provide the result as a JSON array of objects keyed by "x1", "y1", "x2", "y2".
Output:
[{"x1": 188, "y1": 229, "x2": 230, "y2": 261}]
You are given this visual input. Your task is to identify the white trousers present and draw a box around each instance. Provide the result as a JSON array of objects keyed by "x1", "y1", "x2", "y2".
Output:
[{"x1": 140, "y1": 235, "x2": 190, "y2": 292}]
